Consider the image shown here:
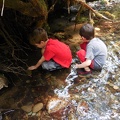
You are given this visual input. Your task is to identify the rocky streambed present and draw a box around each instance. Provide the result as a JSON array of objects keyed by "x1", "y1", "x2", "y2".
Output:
[{"x1": 0, "y1": 1, "x2": 120, "y2": 120}]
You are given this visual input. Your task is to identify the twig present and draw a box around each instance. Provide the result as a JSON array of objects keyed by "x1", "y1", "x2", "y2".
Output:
[
  {"x1": 78, "y1": 0, "x2": 113, "y2": 21},
  {"x1": 48, "y1": 0, "x2": 58, "y2": 13},
  {"x1": 1, "y1": 0, "x2": 5, "y2": 16}
]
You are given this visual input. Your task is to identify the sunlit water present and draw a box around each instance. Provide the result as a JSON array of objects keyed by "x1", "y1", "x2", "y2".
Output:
[{"x1": 54, "y1": 41, "x2": 120, "y2": 119}]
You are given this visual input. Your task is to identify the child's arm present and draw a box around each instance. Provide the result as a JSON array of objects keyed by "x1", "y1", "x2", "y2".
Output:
[
  {"x1": 75, "y1": 59, "x2": 91, "y2": 68},
  {"x1": 28, "y1": 56, "x2": 45, "y2": 70}
]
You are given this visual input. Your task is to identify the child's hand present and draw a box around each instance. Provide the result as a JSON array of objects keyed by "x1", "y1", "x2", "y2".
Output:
[
  {"x1": 75, "y1": 64, "x2": 80, "y2": 69},
  {"x1": 28, "y1": 66, "x2": 36, "y2": 70}
]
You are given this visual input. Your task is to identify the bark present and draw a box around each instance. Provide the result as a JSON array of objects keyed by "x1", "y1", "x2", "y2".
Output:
[{"x1": 79, "y1": 0, "x2": 112, "y2": 21}]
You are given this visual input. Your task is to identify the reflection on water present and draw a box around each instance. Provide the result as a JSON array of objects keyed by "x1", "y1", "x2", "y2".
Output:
[{"x1": 53, "y1": 41, "x2": 120, "y2": 119}]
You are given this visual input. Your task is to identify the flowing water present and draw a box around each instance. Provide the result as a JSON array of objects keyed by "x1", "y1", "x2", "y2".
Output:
[
  {"x1": 52, "y1": 40, "x2": 120, "y2": 120},
  {"x1": 0, "y1": 1, "x2": 120, "y2": 119},
  {"x1": 0, "y1": 28, "x2": 120, "y2": 120},
  {"x1": 0, "y1": 38, "x2": 119, "y2": 120}
]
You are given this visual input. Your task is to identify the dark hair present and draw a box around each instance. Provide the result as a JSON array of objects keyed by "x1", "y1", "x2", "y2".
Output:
[
  {"x1": 79, "y1": 24, "x2": 95, "y2": 40},
  {"x1": 29, "y1": 28, "x2": 48, "y2": 45}
]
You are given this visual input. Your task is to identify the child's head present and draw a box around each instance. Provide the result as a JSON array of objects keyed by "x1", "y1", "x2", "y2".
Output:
[
  {"x1": 29, "y1": 27, "x2": 48, "y2": 45},
  {"x1": 79, "y1": 23, "x2": 95, "y2": 40}
]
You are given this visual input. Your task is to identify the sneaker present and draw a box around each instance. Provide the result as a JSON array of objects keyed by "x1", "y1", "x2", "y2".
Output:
[{"x1": 77, "y1": 68, "x2": 92, "y2": 75}]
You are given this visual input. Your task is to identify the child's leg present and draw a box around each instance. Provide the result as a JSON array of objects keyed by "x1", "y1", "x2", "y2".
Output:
[
  {"x1": 76, "y1": 49, "x2": 94, "y2": 71},
  {"x1": 41, "y1": 60, "x2": 63, "y2": 71},
  {"x1": 76, "y1": 49, "x2": 86, "y2": 63}
]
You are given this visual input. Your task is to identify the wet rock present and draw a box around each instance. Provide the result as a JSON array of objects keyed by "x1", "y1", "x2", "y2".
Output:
[
  {"x1": 46, "y1": 97, "x2": 69, "y2": 119},
  {"x1": 100, "y1": 37, "x2": 106, "y2": 41},
  {"x1": 113, "y1": 85, "x2": 119, "y2": 90},
  {"x1": 68, "y1": 110, "x2": 77, "y2": 120},
  {"x1": 31, "y1": 112, "x2": 36, "y2": 116},
  {"x1": 77, "y1": 100, "x2": 89, "y2": 116},
  {"x1": 107, "y1": 82, "x2": 119, "y2": 90},
  {"x1": 21, "y1": 104, "x2": 33, "y2": 113},
  {"x1": 106, "y1": 36, "x2": 113, "y2": 40},
  {"x1": 28, "y1": 111, "x2": 32, "y2": 116},
  {"x1": 69, "y1": 5, "x2": 80, "y2": 13},
  {"x1": 87, "y1": 87, "x2": 95, "y2": 92},
  {"x1": 0, "y1": 74, "x2": 8, "y2": 90},
  {"x1": 32, "y1": 103, "x2": 43, "y2": 113},
  {"x1": 71, "y1": 94, "x2": 81, "y2": 100},
  {"x1": 36, "y1": 111, "x2": 42, "y2": 117},
  {"x1": 26, "y1": 80, "x2": 30, "y2": 83}
]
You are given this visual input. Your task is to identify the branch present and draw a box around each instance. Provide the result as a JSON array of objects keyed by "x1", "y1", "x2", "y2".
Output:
[
  {"x1": 76, "y1": 0, "x2": 113, "y2": 21},
  {"x1": 48, "y1": 0, "x2": 58, "y2": 13}
]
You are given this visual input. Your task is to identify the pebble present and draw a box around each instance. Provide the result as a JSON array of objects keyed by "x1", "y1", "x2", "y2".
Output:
[
  {"x1": 107, "y1": 82, "x2": 119, "y2": 90},
  {"x1": 28, "y1": 111, "x2": 32, "y2": 116},
  {"x1": 32, "y1": 103, "x2": 43, "y2": 113},
  {"x1": 31, "y1": 112, "x2": 36, "y2": 116},
  {"x1": 113, "y1": 85, "x2": 119, "y2": 90},
  {"x1": 0, "y1": 75, "x2": 8, "y2": 90},
  {"x1": 21, "y1": 104, "x2": 33, "y2": 113},
  {"x1": 88, "y1": 87, "x2": 94, "y2": 92}
]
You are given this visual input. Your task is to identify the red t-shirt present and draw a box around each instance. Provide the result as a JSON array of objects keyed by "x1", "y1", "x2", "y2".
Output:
[
  {"x1": 80, "y1": 42, "x2": 88, "y2": 51},
  {"x1": 43, "y1": 38, "x2": 72, "y2": 68}
]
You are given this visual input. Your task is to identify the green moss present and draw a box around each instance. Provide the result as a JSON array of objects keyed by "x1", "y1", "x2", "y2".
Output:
[{"x1": 77, "y1": 16, "x2": 88, "y2": 23}]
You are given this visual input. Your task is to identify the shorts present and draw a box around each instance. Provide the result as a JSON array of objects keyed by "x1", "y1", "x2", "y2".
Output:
[{"x1": 41, "y1": 60, "x2": 63, "y2": 71}]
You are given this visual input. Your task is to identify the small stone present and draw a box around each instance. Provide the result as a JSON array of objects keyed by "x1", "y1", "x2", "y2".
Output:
[
  {"x1": 36, "y1": 111, "x2": 42, "y2": 117},
  {"x1": 31, "y1": 112, "x2": 36, "y2": 116},
  {"x1": 21, "y1": 104, "x2": 32, "y2": 113},
  {"x1": 113, "y1": 85, "x2": 119, "y2": 90},
  {"x1": 107, "y1": 82, "x2": 113, "y2": 86},
  {"x1": 0, "y1": 75, "x2": 8, "y2": 90},
  {"x1": 26, "y1": 80, "x2": 30, "y2": 83},
  {"x1": 28, "y1": 111, "x2": 32, "y2": 116},
  {"x1": 32, "y1": 103, "x2": 43, "y2": 113},
  {"x1": 87, "y1": 88, "x2": 94, "y2": 92},
  {"x1": 100, "y1": 37, "x2": 106, "y2": 41},
  {"x1": 95, "y1": 27, "x2": 100, "y2": 31}
]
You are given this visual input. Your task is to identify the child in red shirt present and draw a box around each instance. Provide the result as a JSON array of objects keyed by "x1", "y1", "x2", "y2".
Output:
[{"x1": 28, "y1": 28, "x2": 72, "y2": 71}]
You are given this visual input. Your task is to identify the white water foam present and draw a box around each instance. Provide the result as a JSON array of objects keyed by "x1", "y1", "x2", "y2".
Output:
[
  {"x1": 54, "y1": 42, "x2": 120, "y2": 119},
  {"x1": 54, "y1": 64, "x2": 78, "y2": 98}
]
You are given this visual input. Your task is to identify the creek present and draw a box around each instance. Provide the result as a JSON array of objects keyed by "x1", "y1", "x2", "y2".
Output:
[{"x1": 0, "y1": 1, "x2": 120, "y2": 120}]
